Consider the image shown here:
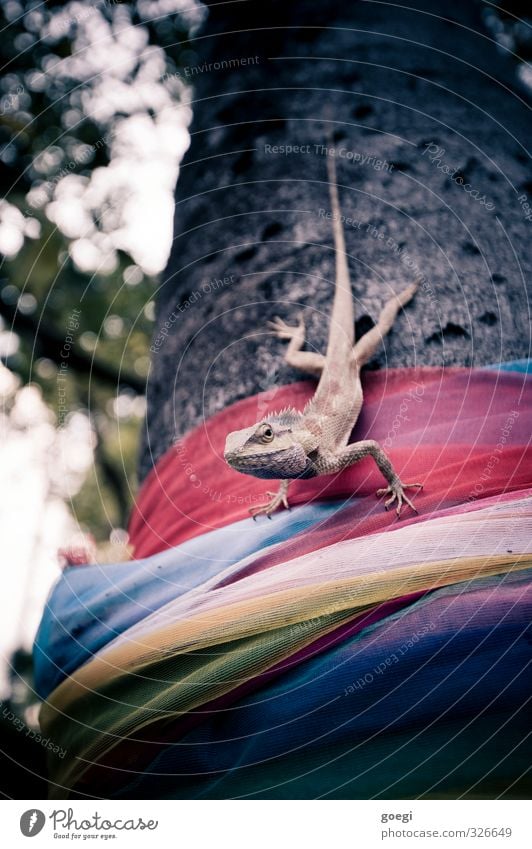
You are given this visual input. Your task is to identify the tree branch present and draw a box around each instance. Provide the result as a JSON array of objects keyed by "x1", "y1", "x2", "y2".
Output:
[{"x1": 0, "y1": 296, "x2": 145, "y2": 393}]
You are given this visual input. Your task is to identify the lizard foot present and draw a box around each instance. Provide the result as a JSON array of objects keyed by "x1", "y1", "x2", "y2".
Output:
[
  {"x1": 376, "y1": 481, "x2": 423, "y2": 517},
  {"x1": 267, "y1": 313, "x2": 305, "y2": 342},
  {"x1": 249, "y1": 486, "x2": 290, "y2": 519}
]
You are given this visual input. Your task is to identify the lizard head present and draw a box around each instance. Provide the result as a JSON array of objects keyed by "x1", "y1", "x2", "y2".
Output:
[{"x1": 224, "y1": 408, "x2": 318, "y2": 480}]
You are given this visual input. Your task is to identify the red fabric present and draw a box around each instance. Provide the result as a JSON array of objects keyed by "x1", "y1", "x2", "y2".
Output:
[{"x1": 129, "y1": 367, "x2": 531, "y2": 558}]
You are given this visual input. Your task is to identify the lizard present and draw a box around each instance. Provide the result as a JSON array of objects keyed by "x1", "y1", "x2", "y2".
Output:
[{"x1": 224, "y1": 144, "x2": 423, "y2": 518}]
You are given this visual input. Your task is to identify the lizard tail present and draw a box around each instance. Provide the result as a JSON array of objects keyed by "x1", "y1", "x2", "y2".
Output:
[{"x1": 324, "y1": 139, "x2": 355, "y2": 357}]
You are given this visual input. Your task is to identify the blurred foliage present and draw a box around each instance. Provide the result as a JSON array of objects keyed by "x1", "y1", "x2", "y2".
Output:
[{"x1": 0, "y1": 0, "x2": 202, "y2": 538}]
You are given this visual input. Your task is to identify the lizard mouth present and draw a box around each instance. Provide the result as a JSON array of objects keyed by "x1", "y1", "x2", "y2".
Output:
[
  {"x1": 224, "y1": 449, "x2": 241, "y2": 467},
  {"x1": 224, "y1": 447, "x2": 256, "y2": 472}
]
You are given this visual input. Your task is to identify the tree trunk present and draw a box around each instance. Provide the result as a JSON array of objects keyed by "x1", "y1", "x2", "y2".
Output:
[{"x1": 139, "y1": 0, "x2": 531, "y2": 480}]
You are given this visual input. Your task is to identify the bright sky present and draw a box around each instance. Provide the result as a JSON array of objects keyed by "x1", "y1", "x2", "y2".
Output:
[{"x1": 0, "y1": 372, "x2": 96, "y2": 696}]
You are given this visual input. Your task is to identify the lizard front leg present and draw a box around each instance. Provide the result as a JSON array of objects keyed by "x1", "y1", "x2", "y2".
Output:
[
  {"x1": 249, "y1": 480, "x2": 290, "y2": 519},
  {"x1": 268, "y1": 314, "x2": 325, "y2": 376},
  {"x1": 318, "y1": 440, "x2": 423, "y2": 516}
]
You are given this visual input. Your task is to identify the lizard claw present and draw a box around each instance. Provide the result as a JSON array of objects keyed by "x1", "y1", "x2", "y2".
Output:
[
  {"x1": 376, "y1": 481, "x2": 423, "y2": 517},
  {"x1": 268, "y1": 314, "x2": 305, "y2": 341},
  {"x1": 249, "y1": 486, "x2": 290, "y2": 518}
]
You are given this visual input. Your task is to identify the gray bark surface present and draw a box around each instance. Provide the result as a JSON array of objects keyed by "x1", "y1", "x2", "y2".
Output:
[{"x1": 139, "y1": 0, "x2": 531, "y2": 480}]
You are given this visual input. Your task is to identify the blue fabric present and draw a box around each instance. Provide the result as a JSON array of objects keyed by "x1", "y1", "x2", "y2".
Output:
[
  {"x1": 487, "y1": 359, "x2": 531, "y2": 374},
  {"x1": 116, "y1": 570, "x2": 532, "y2": 799},
  {"x1": 34, "y1": 500, "x2": 345, "y2": 698},
  {"x1": 35, "y1": 359, "x2": 530, "y2": 700}
]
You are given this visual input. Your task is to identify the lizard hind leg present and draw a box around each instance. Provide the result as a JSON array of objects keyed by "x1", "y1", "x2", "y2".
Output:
[
  {"x1": 352, "y1": 281, "x2": 418, "y2": 367},
  {"x1": 268, "y1": 314, "x2": 325, "y2": 376}
]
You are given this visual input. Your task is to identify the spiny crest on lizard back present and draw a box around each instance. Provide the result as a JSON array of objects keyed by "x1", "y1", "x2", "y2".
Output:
[{"x1": 267, "y1": 407, "x2": 303, "y2": 428}]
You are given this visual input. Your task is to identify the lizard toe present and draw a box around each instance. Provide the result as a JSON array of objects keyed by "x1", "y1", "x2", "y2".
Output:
[{"x1": 377, "y1": 480, "x2": 421, "y2": 517}]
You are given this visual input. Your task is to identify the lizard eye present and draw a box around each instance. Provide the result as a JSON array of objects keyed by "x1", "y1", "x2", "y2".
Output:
[{"x1": 258, "y1": 424, "x2": 274, "y2": 443}]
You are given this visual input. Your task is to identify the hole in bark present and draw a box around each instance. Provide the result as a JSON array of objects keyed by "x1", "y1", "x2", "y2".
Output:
[
  {"x1": 462, "y1": 241, "x2": 481, "y2": 255},
  {"x1": 261, "y1": 222, "x2": 283, "y2": 240},
  {"x1": 426, "y1": 322, "x2": 470, "y2": 344},
  {"x1": 412, "y1": 67, "x2": 439, "y2": 78},
  {"x1": 355, "y1": 314, "x2": 375, "y2": 337},
  {"x1": 521, "y1": 179, "x2": 532, "y2": 194},
  {"x1": 479, "y1": 311, "x2": 498, "y2": 326},
  {"x1": 353, "y1": 104, "x2": 373, "y2": 120},
  {"x1": 333, "y1": 129, "x2": 347, "y2": 142},
  {"x1": 235, "y1": 246, "x2": 257, "y2": 263},
  {"x1": 260, "y1": 279, "x2": 274, "y2": 299},
  {"x1": 491, "y1": 273, "x2": 506, "y2": 285},
  {"x1": 233, "y1": 149, "x2": 254, "y2": 174},
  {"x1": 265, "y1": 118, "x2": 287, "y2": 132},
  {"x1": 216, "y1": 104, "x2": 236, "y2": 124},
  {"x1": 299, "y1": 25, "x2": 327, "y2": 42}
]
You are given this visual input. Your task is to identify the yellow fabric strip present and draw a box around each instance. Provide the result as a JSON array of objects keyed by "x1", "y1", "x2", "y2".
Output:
[
  {"x1": 43, "y1": 552, "x2": 529, "y2": 720},
  {"x1": 45, "y1": 606, "x2": 365, "y2": 797},
  {"x1": 41, "y1": 553, "x2": 531, "y2": 795}
]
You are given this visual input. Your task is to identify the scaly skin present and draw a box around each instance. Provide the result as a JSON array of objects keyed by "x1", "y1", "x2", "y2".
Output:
[{"x1": 224, "y1": 146, "x2": 422, "y2": 518}]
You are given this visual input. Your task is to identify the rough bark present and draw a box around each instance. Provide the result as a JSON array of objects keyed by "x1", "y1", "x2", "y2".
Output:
[{"x1": 139, "y1": 0, "x2": 531, "y2": 480}]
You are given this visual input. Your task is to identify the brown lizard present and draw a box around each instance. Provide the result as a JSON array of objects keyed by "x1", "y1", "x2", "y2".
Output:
[{"x1": 224, "y1": 145, "x2": 422, "y2": 518}]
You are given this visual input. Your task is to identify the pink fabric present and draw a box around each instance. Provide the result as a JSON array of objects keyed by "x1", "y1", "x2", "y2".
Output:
[{"x1": 129, "y1": 367, "x2": 531, "y2": 557}]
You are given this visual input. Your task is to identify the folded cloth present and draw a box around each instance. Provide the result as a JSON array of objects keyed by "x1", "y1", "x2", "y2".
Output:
[
  {"x1": 128, "y1": 365, "x2": 530, "y2": 556},
  {"x1": 35, "y1": 364, "x2": 532, "y2": 799}
]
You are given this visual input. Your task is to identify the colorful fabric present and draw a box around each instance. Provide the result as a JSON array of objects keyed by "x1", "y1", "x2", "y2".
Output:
[
  {"x1": 35, "y1": 364, "x2": 532, "y2": 799},
  {"x1": 128, "y1": 366, "x2": 530, "y2": 556}
]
